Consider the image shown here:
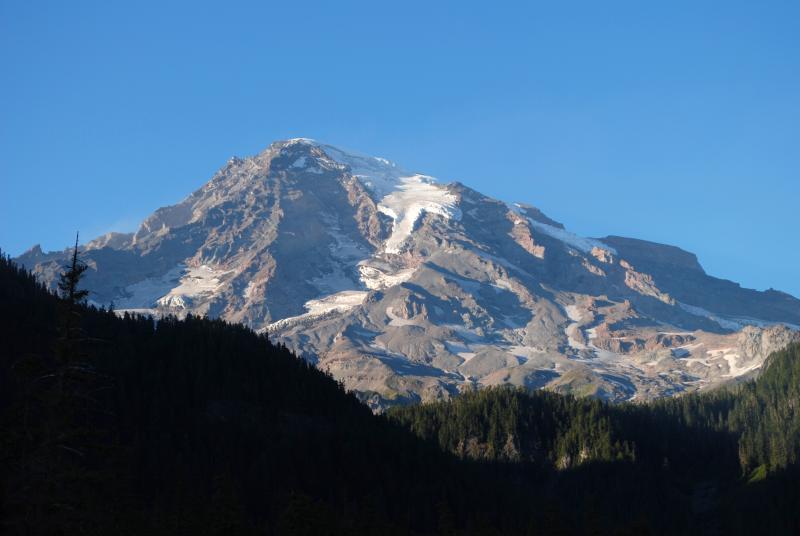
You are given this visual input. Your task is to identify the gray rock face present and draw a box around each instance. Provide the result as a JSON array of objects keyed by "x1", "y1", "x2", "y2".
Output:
[{"x1": 17, "y1": 139, "x2": 800, "y2": 410}]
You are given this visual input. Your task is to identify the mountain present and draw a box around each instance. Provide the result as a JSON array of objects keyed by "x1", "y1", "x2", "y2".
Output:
[{"x1": 17, "y1": 138, "x2": 800, "y2": 409}]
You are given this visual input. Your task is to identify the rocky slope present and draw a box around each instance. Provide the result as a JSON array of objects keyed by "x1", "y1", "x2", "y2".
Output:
[{"x1": 17, "y1": 139, "x2": 800, "y2": 409}]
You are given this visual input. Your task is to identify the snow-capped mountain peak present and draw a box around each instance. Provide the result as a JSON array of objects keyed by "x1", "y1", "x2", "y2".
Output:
[{"x1": 17, "y1": 139, "x2": 800, "y2": 410}]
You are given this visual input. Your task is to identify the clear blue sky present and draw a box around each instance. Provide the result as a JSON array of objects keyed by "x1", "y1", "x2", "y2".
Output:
[{"x1": 1, "y1": 1, "x2": 798, "y2": 297}]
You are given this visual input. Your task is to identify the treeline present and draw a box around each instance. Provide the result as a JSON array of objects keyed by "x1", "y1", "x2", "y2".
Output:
[{"x1": 1, "y1": 249, "x2": 799, "y2": 534}]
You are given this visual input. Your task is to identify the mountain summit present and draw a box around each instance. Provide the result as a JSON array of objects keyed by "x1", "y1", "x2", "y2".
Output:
[{"x1": 18, "y1": 139, "x2": 800, "y2": 409}]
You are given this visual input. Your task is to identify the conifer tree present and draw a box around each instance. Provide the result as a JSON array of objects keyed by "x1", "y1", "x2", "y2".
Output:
[
  {"x1": 13, "y1": 232, "x2": 110, "y2": 534},
  {"x1": 58, "y1": 232, "x2": 89, "y2": 306}
]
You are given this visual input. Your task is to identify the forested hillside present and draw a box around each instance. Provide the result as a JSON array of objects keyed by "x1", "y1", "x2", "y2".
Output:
[
  {"x1": 1, "y1": 251, "x2": 799, "y2": 535},
  {"x1": 0, "y1": 253, "x2": 543, "y2": 534},
  {"x1": 389, "y1": 344, "x2": 800, "y2": 533},
  {"x1": 389, "y1": 341, "x2": 800, "y2": 475}
]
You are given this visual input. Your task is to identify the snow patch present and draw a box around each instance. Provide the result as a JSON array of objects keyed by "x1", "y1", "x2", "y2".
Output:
[
  {"x1": 114, "y1": 265, "x2": 185, "y2": 309},
  {"x1": 289, "y1": 153, "x2": 323, "y2": 174},
  {"x1": 722, "y1": 353, "x2": 760, "y2": 378},
  {"x1": 445, "y1": 340, "x2": 478, "y2": 364},
  {"x1": 508, "y1": 204, "x2": 616, "y2": 255},
  {"x1": 564, "y1": 304, "x2": 583, "y2": 322},
  {"x1": 507, "y1": 345, "x2": 548, "y2": 357},
  {"x1": 378, "y1": 175, "x2": 461, "y2": 254},
  {"x1": 679, "y1": 303, "x2": 800, "y2": 332},
  {"x1": 566, "y1": 323, "x2": 587, "y2": 350},
  {"x1": 304, "y1": 290, "x2": 368, "y2": 316},
  {"x1": 563, "y1": 305, "x2": 588, "y2": 351},
  {"x1": 705, "y1": 348, "x2": 760, "y2": 378},
  {"x1": 243, "y1": 280, "x2": 259, "y2": 300},
  {"x1": 284, "y1": 137, "x2": 316, "y2": 145},
  {"x1": 266, "y1": 290, "x2": 368, "y2": 332},
  {"x1": 316, "y1": 143, "x2": 406, "y2": 197},
  {"x1": 458, "y1": 352, "x2": 477, "y2": 363},
  {"x1": 358, "y1": 263, "x2": 416, "y2": 290},
  {"x1": 115, "y1": 308, "x2": 158, "y2": 318},
  {"x1": 678, "y1": 303, "x2": 750, "y2": 331},
  {"x1": 528, "y1": 218, "x2": 616, "y2": 255},
  {"x1": 157, "y1": 265, "x2": 232, "y2": 309}
]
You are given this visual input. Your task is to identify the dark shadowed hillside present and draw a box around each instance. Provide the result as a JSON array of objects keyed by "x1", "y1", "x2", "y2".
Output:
[{"x1": 1, "y1": 252, "x2": 799, "y2": 534}]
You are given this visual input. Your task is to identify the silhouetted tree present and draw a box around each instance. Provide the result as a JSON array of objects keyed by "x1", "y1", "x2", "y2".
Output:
[
  {"x1": 58, "y1": 232, "x2": 89, "y2": 306},
  {"x1": 3, "y1": 235, "x2": 111, "y2": 534}
]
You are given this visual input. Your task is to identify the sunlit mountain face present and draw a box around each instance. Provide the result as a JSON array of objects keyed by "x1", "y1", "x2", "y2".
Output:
[{"x1": 18, "y1": 139, "x2": 800, "y2": 410}]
